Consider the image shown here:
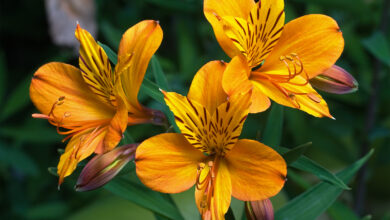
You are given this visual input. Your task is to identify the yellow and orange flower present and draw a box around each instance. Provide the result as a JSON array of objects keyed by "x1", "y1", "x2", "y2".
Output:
[
  {"x1": 204, "y1": 0, "x2": 344, "y2": 117},
  {"x1": 30, "y1": 20, "x2": 163, "y2": 185},
  {"x1": 135, "y1": 61, "x2": 287, "y2": 220}
]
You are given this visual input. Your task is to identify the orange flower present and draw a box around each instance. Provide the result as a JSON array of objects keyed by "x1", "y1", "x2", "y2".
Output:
[
  {"x1": 135, "y1": 61, "x2": 286, "y2": 220},
  {"x1": 30, "y1": 20, "x2": 163, "y2": 185},
  {"x1": 204, "y1": 0, "x2": 344, "y2": 117}
]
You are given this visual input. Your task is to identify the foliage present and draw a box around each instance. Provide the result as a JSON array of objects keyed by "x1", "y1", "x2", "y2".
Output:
[{"x1": 0, "y1": 0, "x2": 389, "y2": 219}]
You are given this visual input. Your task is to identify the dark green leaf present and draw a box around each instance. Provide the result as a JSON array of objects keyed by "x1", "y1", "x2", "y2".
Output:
[
  {"x1": 140, "y1": 79, "x2": 179, "y2": 133},
  {"x1": 99, "y1": 42, "x2": 118, "y2": 65},
  {"x1": 68, "y1": 196, "x2": 155, "y2": 220},
  {"x1": 282, "y1": 142, "x2": 312, "y2": 164},
  {"x1": 0, "y1": 142, "x2": 39, "y2": 176},
  {"x1": 151, "y1": 55, "x2": 170, "y2": 90},
  {"x1": 275, "y1": 149, "x2": 374, "y2": 220},
  {"x1": 0, "y1": 77, "x2": 31, "y2": 121},
  {"x1": 276, "y1": 146, "x2": 350, "y2": 190},
  {"x1": 262, "y1": 103, "x2": 283, "y2": 147},
  {"x1": 327, "y1": 201, "x2": 360, "y2": 220},
  {"x1": 104, "y1": 175, "x2": 184, "y2": 220},
  {"x1": 362, "y1": 31, "x2": 390, "y2": 67}
]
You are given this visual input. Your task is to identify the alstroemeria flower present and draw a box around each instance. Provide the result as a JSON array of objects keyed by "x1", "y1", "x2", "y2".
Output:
[
  {"x1": 204, "y1": 0, "x2": 344, "y2": 117},
  {"x1": 30, "y1": 20, "x2": 163, "y2": 185},
  {"x1": 135, "y1": 61, "x2": 287, "y2": 220}
]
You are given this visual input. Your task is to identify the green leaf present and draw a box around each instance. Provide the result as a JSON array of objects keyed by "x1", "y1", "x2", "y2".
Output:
[
  {"x1": 362, "y1": 31, "x2": 390, "y2": 67},
  {"x1": 327, "y1": 201, "x2": 360, "y2": 220},
  {"x1": 0, "y1": 141, "x2": 39, "y2": 176},
  {"x1": 68, "y1": 196, "x2": 155, "y2": 220},
  {"x1": 140, "y1": 79, "x2": 180, "y2": 133},
  {"x1": 98, "y1": 41, "x2": 118, "y2": 65},
  {"x1": 282, "y1": 142, "x2": 312, "y2": 164},
  {"x1": 262, "y1": 104, "x2": 283, "y2": 147},
  {"x1": 276, "y1": 146, "x2": 350, "y2": 190},
  {"x1": 0, "y1": 120, "x2": 61, "y2": 143},
  {"x1": 104, "y1": 175, "x2": 184, "y2": 220},
  {"x1": 0, "y1": 77, "x2": 31, "y2": 121},
  {"x1": 275, "y1": 149, "x2": 374, "y2": 220},
  {"x1": 171, "y1": 187, "x2": 200, "y2": 220},
  {"x1": 151, "y1": 55, "x2": 170, "y2": 90}
]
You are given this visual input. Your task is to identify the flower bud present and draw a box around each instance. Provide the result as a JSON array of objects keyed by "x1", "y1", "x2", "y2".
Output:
[
  {"x1": 245, "y1": 199, "x2": 274, "y2": 220},
  {"x1": 310, "y1": 65, "x2": 358, "y2": 94},
  {"x1": 75, "y1": 144, "x2": 138, "y2": 192}
]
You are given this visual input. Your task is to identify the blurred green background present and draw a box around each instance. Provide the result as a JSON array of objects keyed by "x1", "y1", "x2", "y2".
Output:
[{"x1": 0, "y1": 0, "x2": 389, "y2": 219}]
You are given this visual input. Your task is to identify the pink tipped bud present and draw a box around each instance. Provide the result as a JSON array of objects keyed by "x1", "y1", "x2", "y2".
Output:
[
  {"x1": 75, "y1": 144, "x2": 138, "y2": 192},
  {"x1": 245, "y1": 199, "x2": 274, "y2": 220},
  {"x1": 310, "y1": 65, "x2": 358, "y2": 94}
]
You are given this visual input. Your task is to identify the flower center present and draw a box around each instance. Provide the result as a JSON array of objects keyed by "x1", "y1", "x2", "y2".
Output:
[
  {"x1": 32, "y1": 96, "x2": 110, "y2": 142},
  {"x1": 252, "y1": 53, "x2": 321, "y2": 108}
]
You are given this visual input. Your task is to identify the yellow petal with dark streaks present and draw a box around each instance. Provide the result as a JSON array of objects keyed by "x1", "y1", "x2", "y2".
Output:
[
  {"x1": 75, "y1": 24, "x2": 115, "y2": 106},
  {"x1": 221, "y1": 0, "x2": 285, "y2": 68}
]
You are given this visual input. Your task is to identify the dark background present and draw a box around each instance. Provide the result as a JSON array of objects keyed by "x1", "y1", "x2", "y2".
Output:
[{"x1": 0, "y1": 0, "x2": 389, "y2": 219}]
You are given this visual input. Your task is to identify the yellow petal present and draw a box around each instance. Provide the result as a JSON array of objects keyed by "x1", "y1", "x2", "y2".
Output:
[
  {"x1": 188, "y1": 60, "x2": 228, "y2": 113},
  {"x1": 223, "y1": 56, "x2": 270, "y2": 113},
  {"x1": 195, "y1": 159, "x2": 232, "y2": 220},
  {"x1": 225, "y1": 139, "x2": 286, "y2": 201},
  {"x1": 251, "y1": 76, "x2": 332, "y2": 118},
  {"x1": 204, "y1": 0, "x2": 255, "y2": 58},
  {"x1": 222, "y1": 0, "x2": 285, "y2": 68},
  {"x1": 30, "y1": 62, "x2": 114, "y2": 125},
  {"x1": 57, "y1": 127, "x2": 107, "y2": 185},
  {"x1": 162, "y1": 91, "x2": 212, "y2": 153},
  {"x1": 213, "y1": 89, "x2": 252, "y2": 153},
  {"x1": 117, "y1": 20, "x2": 163, "y2": 115},
  {"x1": 135, "y1": 133, "x2": 206, "y2": 193},
  {"x1": 75, "y1": 24, "x2": 116, "y2": 105},
  {"x1": 260, "y1": 14, "x2": 344, "y2": 79}
]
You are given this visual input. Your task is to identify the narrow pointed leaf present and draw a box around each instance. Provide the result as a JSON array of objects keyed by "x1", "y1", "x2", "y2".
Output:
[
  {"x1": 362, "y1": 31, "x2": 390, "y2": 67},
  {"x1": 98, "y1": 41, "x2": 118, "y2": 65},
  {"x1": 262, "y1": 104, "x2": 284, "y2": 147},
  {"x1": 275, "y1": 146, "x2": 350, "y2": 190},
  {"x1": 151, "y1": 55, "x2": 169, "y2": 90},
  {"x1": 275, "y1": 149, "x2": 374, "y2": 220},
  {"x1": 104, "y1": 175, "x2": 184, "y2": 220},
  {"x1": 282, "y1": 142, "x2": 312, "y2": 164}
]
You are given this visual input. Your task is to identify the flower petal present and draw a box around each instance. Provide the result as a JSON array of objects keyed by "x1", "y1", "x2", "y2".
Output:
[
  {"x1": 221, "y1": 0, "x2": 285, "y2": 68},
  {"x1": 260, "y1": 14, "x2": 344, "y2": 79},
  {"x1": 213, "y1": 89, "x2": 252, "y2": 153},
  {"x1": 117, "y1": 20, "x2": 163, "y2": 115},
  {"x1": 30, "y1": 62, "x2": 114, "y2": 125},
  {"x1": 188, "y1": 60, "x2": 228, "y2": 113},
  {"x1": 204, "y1": 0, "x2": 255, "y2": 57},
  {"x1": 75, "y1": 24, "x2": 115, "y2": 105},
  {"x1": 226, "y1": 139, "x2": 287, "y2": 201},
  {"x1": 195, "y1": 159, "x2": 232, "y2": 220},
  {"x1": 162, "y1": 90, "x2": 212, "y2": 153},
  {"x1": 99, "y1": 96, "x2": 128, "y2": 153},
  {"x1": 223, "y1": 56, "x2": 270, "y2": 113},
  {"x1": 57, "y1": 126, "x2": 107, "y2": 185},
  {"x1": 135, "y1": 133, "x2": 206, "y2": 193},
  {"x1": 251, "y1": 76, "x2": 332, "y2": 118}
]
